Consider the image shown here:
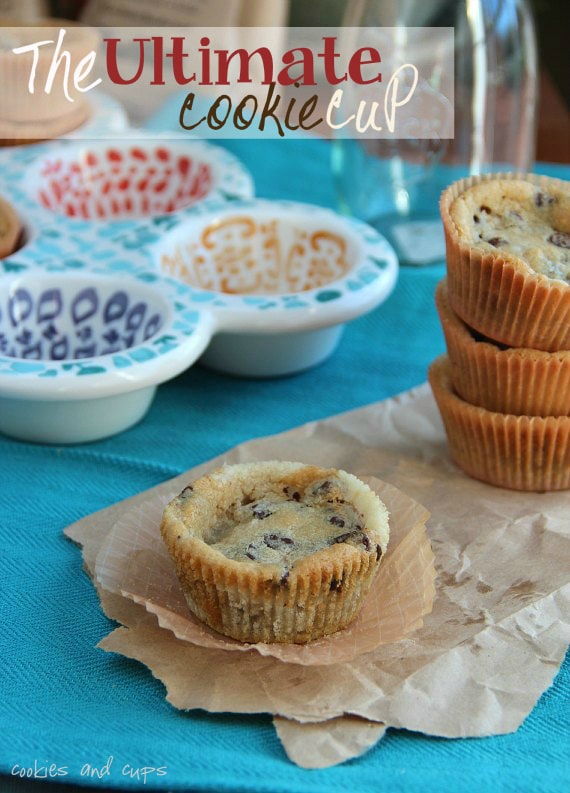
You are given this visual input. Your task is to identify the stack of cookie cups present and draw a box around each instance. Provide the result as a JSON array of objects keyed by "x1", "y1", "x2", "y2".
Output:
[{"x1": 429, "y1": 173, "x2": 570, "y2": 492}]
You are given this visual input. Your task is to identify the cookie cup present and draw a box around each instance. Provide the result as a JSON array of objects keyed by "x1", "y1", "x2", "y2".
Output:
[
  {"x1": 440, "y1": 173, "x2": 570, "y2": 352},
  {"x1": 160, "y1": 462, "x2": 389, "y2": 644},
  {"x1": 429, "y1": 356, "x2": 570, "y2": 492},
  {"x1": 0, "y1": 195, "x2": 22, "y2": 258},
  {"x1": 436, "y1": 280, "x2": 570, "y2": 417}
]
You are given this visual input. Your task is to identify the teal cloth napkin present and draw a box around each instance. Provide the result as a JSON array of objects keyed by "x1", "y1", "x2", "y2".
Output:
[{"x1": 1, "y1": 99, "x2": 569, "y2": 791}]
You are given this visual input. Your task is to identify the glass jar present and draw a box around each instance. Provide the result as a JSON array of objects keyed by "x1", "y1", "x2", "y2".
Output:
[{"x1": 333, "y1": 0, "x2": 538, "y2": 264}]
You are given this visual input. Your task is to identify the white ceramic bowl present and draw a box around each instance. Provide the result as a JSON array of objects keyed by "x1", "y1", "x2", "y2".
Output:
[
  {"x1": 0, "y1": 270, "x2": 212, "y2": 443},
  {"x1": 153, "y1": 199, "x2": 398, "y2": 376},
  {"x1": 26, "y1": 137, "x2": 254, "y2": 221}
]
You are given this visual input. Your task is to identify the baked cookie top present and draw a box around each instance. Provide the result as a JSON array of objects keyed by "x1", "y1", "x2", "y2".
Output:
[
  {"x1": 162, "y1": 461, "x2": 389, "y2": 577},
  {"x1": 449, "y1": 178, "x2": 570, "y2": 282}
]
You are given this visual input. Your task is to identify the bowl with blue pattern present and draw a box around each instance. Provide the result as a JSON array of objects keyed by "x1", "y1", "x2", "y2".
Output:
[
  {"x1": 153, "y1": 199, "x2": 399, "y2": 376},
  {"x1": 0, "y1": 269, "x2": 213, "y2": 443}
]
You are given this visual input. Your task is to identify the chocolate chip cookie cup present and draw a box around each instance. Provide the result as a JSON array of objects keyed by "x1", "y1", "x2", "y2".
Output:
[
  {"x1": 160, "y1": 462, "x2": 390, "y2": 644},
  {"x1": 429, "y1": 355, "x2": 570, "y2": 492},
  {"x1": 435, "y1": 279, "x2": 570, "y2": 417},
  {"x1": 440, "y1": 173, "x2": 570, "y2": 352}
]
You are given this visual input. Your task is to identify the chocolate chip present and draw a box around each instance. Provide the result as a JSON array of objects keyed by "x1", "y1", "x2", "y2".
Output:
[
  {"x1": 280, "y1": 570, "x2": 290, "y2": 586},
  {"x1": 329, "y1": 516, "x2": 345, "y2": 527},
  {"x1": 332, "y1": 531, "x2": 352, "y2": 544},
  {"x1": 548, "y1": 232, "x2": 570, "y2": 249},
  {"x1": 315, "y1": 480, "x2": 332, "y2": 493},
  {"x1": 473, "y1": 214, "x2": 480, "y2": 223},
  {"x1": 376, "y1": 544, "x2": 382, "y2": 561},
  {"x1": 252, "y1": 507, "x2": 272, "y2": 520},
  {"x1": 487, "y1": 237, "x2": 507, "y2": 247},
  {"x1": 330, "y1": 577, "x2": 342, "y2": 592},
  {"x1": 333, "y1": 529, "x2": 370, "y2": 550},
  {"x1": 480, "y1": 205, "x2": 492, "y2": 214},
  {"x1": 245, "y1": 545, "x2": 256, "y2": 560},
  {"x1": 264, "y1": 533, "x2": 294, "y2": 550},
  {"x1": 283, "y1": 487, "x2": 301, "y2": 502},
  {"x1": 535, "y1": 191, "x2": 556, "y2": 207}
]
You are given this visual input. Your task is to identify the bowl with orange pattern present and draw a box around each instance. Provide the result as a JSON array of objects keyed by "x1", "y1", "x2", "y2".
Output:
[{"x1": 154, "y1": 199, "x2": 398, "y2": 376}]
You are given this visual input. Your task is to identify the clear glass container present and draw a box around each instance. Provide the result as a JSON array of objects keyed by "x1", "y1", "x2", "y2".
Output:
[{"x1": 333, "y1": 0, "x2": 538, "y2": 264}]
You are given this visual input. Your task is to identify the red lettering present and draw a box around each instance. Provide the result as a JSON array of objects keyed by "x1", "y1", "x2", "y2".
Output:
[
  {"x1": 348, "y1": 47, "x2": 381, "y2": 84},
  {"x1": 151, "y1": 36, "x2": 164, "y2": 85},
  {"x1": 166, "y1": 37, "x2": 196, "y2": 84},
  {"x1": 278, "y1": 48, "x2": 316, "y2": 86},
  {"x1": 318, "y1": 37, "x2": 346, "y2": 85},
  {"x1": 104, "y1": 38, "x2": 149, "y2": 85},
  {"x1": 199, "y1": 36, "x2": 212, "y2": 86},
  {"x1": 216, "y1": 47, "x2": 274, "y2": 85}
]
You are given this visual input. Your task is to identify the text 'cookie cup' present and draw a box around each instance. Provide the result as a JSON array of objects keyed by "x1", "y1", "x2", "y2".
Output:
[{"x1": 160, "y1": 462, "x2": 390, "y2": 644}]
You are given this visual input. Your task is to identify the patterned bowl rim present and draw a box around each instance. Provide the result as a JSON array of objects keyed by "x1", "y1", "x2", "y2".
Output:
[
  {"x1": 0, "y1": 269, "x2": 214, "y2": 399},
  {"x1": 151, "y1": 197, "x2": 399, "y2": 332}
]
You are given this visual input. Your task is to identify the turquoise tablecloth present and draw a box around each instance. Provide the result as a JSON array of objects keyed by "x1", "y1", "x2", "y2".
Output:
[{"x1": 1, "y1": 105, "x2": 569, "y2": 792}]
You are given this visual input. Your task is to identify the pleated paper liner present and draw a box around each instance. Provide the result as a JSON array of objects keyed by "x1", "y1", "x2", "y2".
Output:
[
  {"x1": 162, "y1": 522, "x2": 381, "y2": 647},
  {"x1": 0, "y1": 195, "x2": 22, "y2": 258},
  {"x1": 440, "y1": 172, "x2": 570, "y2": 352},
  {"x1": 94, "y1": 478, "x2": 435, "y2": 666},
  {"x1": 429, "y1": 355, "x2": 570, "y2": 492},
  {"x1": 435, "y1": 280, "x2": 570, "y2": 417}
]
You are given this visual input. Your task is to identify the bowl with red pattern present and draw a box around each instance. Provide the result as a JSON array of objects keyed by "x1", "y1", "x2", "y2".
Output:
[{"x1": 27, "y1": 138, "x2": 253, "y2": 221}]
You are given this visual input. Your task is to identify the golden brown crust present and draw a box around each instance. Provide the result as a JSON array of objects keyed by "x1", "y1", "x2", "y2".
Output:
[
  {"x1": 160, "y1": 461, "x2": 389, "y2": 643},
  {"x1": 441, "y1": 173, "x2": 570, "y2": 351},
  {"x1": 435, "y1": 279, "x2": 570, "y2": 417},
  {"x1": 0, "y1": 195, "x2": 22, "y2": 259},
  {"x1": 429, "y1": 356, "x2": 570, "y2": 492}
]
